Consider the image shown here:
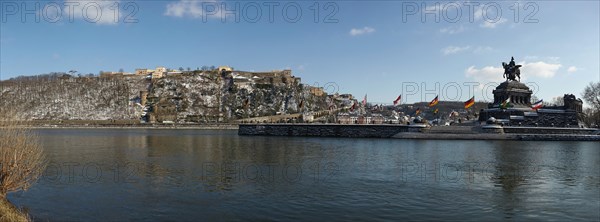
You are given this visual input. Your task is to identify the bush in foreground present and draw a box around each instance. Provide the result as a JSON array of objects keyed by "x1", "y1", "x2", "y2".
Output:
[
  {"x1": 0, "y1": 198, "x2": 29, "y2": 222},
  {"x1": 0, "y1": 112, "x2": 46, "y2": 221}
]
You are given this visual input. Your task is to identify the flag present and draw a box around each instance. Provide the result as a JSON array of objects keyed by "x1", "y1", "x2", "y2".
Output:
[
  {"x1": 433, "y1": 108, "x2": 439, "y2": 114},
  {"x1": 501, "y1": 97, "x2": 512, "y2": 109},
  {"x1": 415, "y1": 108, "x2": 421, "y2": 116},
  {"x1": 464, "y1": 96, "x2": 475, "y2": 109},
  {"x1": 350, "y1": 102, "x2": 357, "y2": 112},
  {"x1": 428, "y1": 95, "x2": 439, "y2": 107},
  {"x1": 531, "y1": 99, "x2": 543, "y2": 110},
  {"x1": 393, "y1": 95, "x2": 401, "y2": 106},
  {"x1": 362, "y1": 94, "x2": 367, "y2": 106}
]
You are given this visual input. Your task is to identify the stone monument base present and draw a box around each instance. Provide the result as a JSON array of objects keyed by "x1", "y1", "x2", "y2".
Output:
[{"x1": 479, "y1": 108, "x2": 581, "y2": 127}]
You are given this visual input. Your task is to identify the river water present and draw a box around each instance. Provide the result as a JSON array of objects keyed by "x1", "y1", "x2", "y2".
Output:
[{"x1": 8, "y1": 129, "x2": 600, "y2": 221}]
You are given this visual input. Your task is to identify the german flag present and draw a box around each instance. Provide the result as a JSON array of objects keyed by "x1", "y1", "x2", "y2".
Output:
[
  {"x1": 433, "y1": 108, "x2": 439, "y2": 114},
  {"x1": 415, "y1": 108, "x2": 421, "y2": 116},
  {"x1": 501, "y1": 97, "x2": 512, "y2": 109},
  {"x1": 464, "y1": 96, "x2": 475, "y2": 109},
  {"x1": 429, "y1": 96, "x2": 439, "y2": 107}
]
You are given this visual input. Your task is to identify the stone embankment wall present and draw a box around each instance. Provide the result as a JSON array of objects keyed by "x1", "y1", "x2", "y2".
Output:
[
  {"x1": 239, "y1": 124, "x2": 600, "y2": 140},
  {"x1": 502, "y1": 126, "x2": 598, "y2": 135},
  {"x1": 238, "y1": 124, "x2": 416, "y2": 138}
]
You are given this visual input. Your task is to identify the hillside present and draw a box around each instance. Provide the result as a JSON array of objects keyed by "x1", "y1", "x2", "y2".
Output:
[{"x1": 0, "y1": 71, "x2": 333, "y2": 123}]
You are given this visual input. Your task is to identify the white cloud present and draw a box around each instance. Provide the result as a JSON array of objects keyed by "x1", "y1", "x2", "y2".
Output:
[
  {"x1": 473, "y1": 5, "x2": 508, "y2": 29},
  {"x1": 520, "y1": 61, "x2": 562, "y2": 78},
  {"x1": 465, "y1": 60, "x2": 562, "y2": 84},
  {"x1": 165, "y1": 0, "x2": 220, "y2": 19},
  {"x1": 465, "y1": 65, "x2": 505, "y2": 84},
  {"x1": 442, "y1": 46, "x2": 471, "y2": 55},
  {"x1": 481, "y1": 18, "x2": 507, "y2": 28},
  {"x1": 567, "y1": 66, "x2": 578, "y2": 74},
  {"x1": 62, "y1": 0, "x2": 124, "y2": 25},
  {"x1": 439, "y1": 25, "x2": 466, "y2": 34},
  {"x1": 349, "y1": 27, "x2": 375, "y2": 36}
]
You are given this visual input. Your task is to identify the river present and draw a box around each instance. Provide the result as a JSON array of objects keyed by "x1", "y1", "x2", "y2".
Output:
[{"x1": 8, "y1": 129, "x2": 600, "y2": 221}]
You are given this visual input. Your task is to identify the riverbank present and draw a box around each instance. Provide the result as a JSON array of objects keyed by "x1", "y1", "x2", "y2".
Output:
[
  {"x1": 238, "y1": 124, "x2": 600, "y2": 141},
  {"x1": 0, "y1": 198, "x2": 28, "y2": 222},
  {"x1": 25, "y1": 124, "x2": 239, "y2": 130},
  {"x1": 391, "y1": 132, "x2": 600, "y2": 141},
  {"x1": 9, "y1": 120, "x2": 239, "y2": 130}
]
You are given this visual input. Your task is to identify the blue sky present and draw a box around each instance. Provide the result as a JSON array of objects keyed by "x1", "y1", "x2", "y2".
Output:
[{"x1": 1, "y1": 0, "x2": 599, "y2": 105}]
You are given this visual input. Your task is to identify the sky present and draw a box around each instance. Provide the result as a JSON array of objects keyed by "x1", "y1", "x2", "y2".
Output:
[{"x1": 1, "y1": 0, "x2": 599, "y2": 105}]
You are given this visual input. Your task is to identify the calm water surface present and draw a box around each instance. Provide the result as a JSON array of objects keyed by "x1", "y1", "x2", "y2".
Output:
[{"x1": 8, "y1": 129, "x2": 600, "y2": 221}]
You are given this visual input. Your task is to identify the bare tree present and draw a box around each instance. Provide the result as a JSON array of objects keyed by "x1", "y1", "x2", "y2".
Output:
[
  {"x1": 530, "y1": 95, "x2": 539, "y2": 104},
  {"x1": 582, "y1": 81, "x2": 600, "y2": 109},
  {"x1": 547, "y1": 96, "x2": 564, "y2": 107},
  {"x1": 0, "y1": 111, "x2": 46, "y2": 197},
  {"x1": 582, "y1": 81, "x2": 600, "y2": 127}
]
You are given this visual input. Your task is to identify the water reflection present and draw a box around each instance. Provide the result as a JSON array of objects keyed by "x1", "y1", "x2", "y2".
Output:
[{"x1": 7, "y1": 129, "x2": 600, "y2": 221}]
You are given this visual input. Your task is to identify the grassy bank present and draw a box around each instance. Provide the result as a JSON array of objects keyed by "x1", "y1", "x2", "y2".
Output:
[{"x1": 0, "y1": 198, "x2": 29, "y2": 222}]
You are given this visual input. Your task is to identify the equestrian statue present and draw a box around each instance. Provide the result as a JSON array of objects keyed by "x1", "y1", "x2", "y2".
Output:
[{"x1": 502, "y1": 57, "x2": 521, "y2": 82}]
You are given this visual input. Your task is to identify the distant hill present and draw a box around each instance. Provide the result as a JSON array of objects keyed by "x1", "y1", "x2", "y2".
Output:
[{"x1": 0, "y1": 71, "x2": 337, "y2": 123}]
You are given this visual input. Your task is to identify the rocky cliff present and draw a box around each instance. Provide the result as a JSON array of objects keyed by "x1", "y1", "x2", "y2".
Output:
[{"x1": 0, "y1": 70, "x2": 334, "y2": 123}]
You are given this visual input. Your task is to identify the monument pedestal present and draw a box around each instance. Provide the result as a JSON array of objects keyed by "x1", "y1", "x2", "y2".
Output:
[
  {"x1": 489, "y1": 81, "x2": 533, "y2": 108},
  {"x1": 478, "y1": 57, "x2": 584, "y2": 128},
  {"x1": 479, "y1": 81, "x2": 583, "y2": 127}
]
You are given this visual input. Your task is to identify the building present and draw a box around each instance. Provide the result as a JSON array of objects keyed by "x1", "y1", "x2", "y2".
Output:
[
  {"x1": 152, "y1": 66, "x2": 167, "y2": 79},
  {"x1": 135, "y1": 69, "x2": 154, "y2": 76},
  {"x1": 218, "y1": 66, "x2": 233, "y2": 72},
  {"x1": 156, "y1": 66, "x2": 167, "y2": 73},
  {"x1": 310, "y1": 87, "x2": 325, "y2": 96},
  {"x1": 154, "y1": 66, "x2": 167, "y2": 78}
]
